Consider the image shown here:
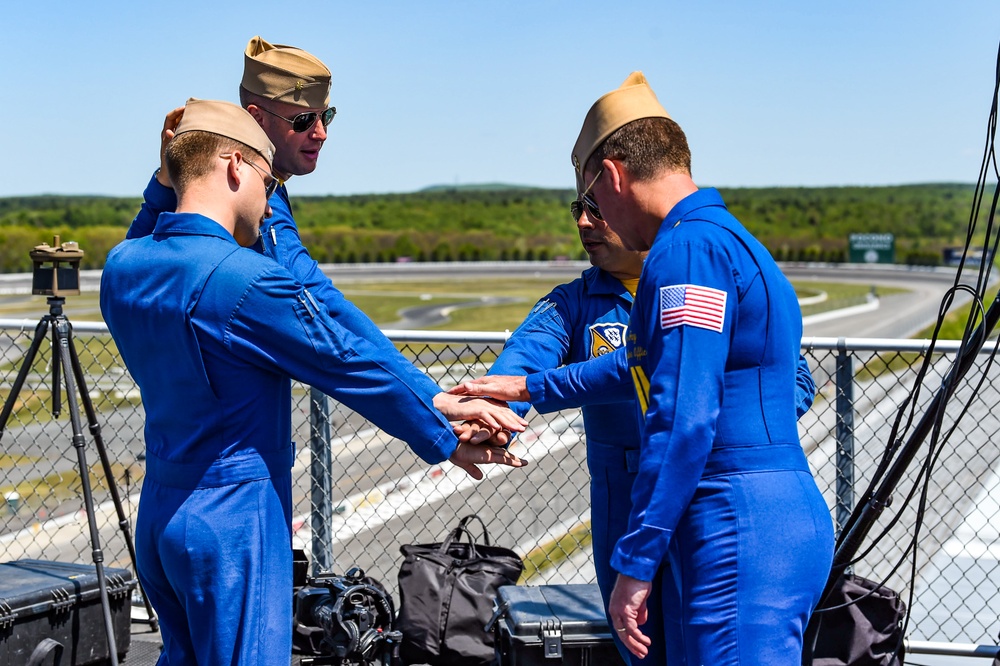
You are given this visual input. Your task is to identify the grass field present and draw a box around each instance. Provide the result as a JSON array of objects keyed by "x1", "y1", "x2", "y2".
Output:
[{"x1": 0, "y1": 277, "x2": 887, "y2": 333}]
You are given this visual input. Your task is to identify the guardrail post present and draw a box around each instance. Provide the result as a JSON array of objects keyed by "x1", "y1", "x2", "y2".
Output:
[
  {"x1": 835, "y1": 339, "x2": 855, "y2": 536},
  {"x1": 309, "y1": 386, "x2": 334, "y2": 574}
]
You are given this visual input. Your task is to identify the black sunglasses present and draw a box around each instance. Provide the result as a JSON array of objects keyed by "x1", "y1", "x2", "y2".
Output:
[
  {"x1": 570, "y1": 194, "x2": 603, "y2": 223},
  {"x1": 245, "y1": 158, "x2": 279, "y2": 198},
  {"x1": 570, "y1": 168, "x2": 604, "y2": 222},
  {"x1": 259, "y1": 105, "x2": 336, "y2": 133}
]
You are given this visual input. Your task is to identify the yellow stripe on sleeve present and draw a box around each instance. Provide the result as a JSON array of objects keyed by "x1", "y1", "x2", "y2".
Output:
[{"x1": 630, "y1": 365, "x2": 650, "y2": 415}]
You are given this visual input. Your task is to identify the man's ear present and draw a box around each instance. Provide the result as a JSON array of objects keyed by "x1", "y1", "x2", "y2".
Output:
[
  {"x1": 603, "y1": 158, "x2": 625, "y2": 194},
  {"x1": 222, "y1": 151, "x2": 244, "y2": 189},
  {"x1": 246, "y1": 104, "x2": 265, "y2": 127}
]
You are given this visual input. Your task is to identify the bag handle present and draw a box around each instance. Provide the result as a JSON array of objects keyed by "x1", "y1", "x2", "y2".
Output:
[
  {"x1": 439, "y1": 514, "x2": 491, "y2": 555},
  {"x1": 27, "y1": 638, "x2": 64, "y2": 666}
]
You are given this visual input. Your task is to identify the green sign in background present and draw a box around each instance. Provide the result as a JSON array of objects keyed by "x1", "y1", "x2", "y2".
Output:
[{"x1": 849, "y1": 233, "x2": 895, "y2": 263}]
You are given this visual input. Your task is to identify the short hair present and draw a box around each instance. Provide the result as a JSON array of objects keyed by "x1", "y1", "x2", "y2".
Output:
[
  {"x1": 165, "y1": 131, "x2": 260, "y2": 192},
  {"x1": 239, "y1": 86, "x2": 267, "y2": 110},
  {"x1": 587, "y1": 116, "x2": 692, "y2": 182}
]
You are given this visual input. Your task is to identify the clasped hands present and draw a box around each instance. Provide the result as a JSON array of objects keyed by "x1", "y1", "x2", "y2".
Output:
[{"x1": 434, "y1": 375, "x2": 532, "y2": 479}]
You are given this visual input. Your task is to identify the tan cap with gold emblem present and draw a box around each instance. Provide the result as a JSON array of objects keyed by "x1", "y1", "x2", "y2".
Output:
[
  {"x1": 240, "y1": 35, "x2": 331, "y2": 109},
  {"x1": 571, "y1": 71, "x2": 670, "y2": 190}
]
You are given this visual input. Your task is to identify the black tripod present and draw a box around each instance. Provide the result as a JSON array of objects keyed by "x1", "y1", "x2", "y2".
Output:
[{"x1": 0, "y1": 296, "x2": 158, "y2": 664}]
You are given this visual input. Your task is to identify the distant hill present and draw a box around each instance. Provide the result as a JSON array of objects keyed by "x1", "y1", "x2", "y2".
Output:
[
  {"x1": 0, "y1": 183, "x2": 983, "y2": 271},
  {"x1": 419, "y1": 183, "x2": 545, "y2": 193}
]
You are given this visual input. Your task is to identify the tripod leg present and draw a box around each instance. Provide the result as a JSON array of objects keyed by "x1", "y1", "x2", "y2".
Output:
[
  {"x1": 66, "y1": 325, "x2": 159, "y2": 630},
  {"x1": 51, "y1": 318, "x2": 61, "y2": 418},
  {"x1": 53, "y1": 320, "x2": 121, "y2": 666},
  {"x1": 0, "y1": 317, "x2": 51, "y2": 437}
]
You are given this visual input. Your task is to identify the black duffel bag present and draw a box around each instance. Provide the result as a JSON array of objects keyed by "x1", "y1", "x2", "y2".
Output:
[
  {"x1": 808, "y1": 573, "x2": 906, "y2": 666},
  {"x1": 397, "y1": 514, "x2": 524, "y2": 666}
]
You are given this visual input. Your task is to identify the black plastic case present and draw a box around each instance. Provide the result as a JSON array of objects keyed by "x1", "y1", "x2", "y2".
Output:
[
  {"x1": 492, "y1": 584, "x2": 626, "y2": 666},
  {"x1": 0, "y1": 559, "x2": 135, "y2": 665}
]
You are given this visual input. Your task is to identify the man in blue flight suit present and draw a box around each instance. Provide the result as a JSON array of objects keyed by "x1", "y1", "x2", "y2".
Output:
[
  {"x1": 101, "y1": 99, "x2": 528, "y2": 665},
  {"x1": 457, "y1": 207, "x2": 815, "y2": 663},
  {"x1": 569, "y1": 72, "x2": 833, "y2": 665},
  {"x1": 127, "y1": 36, "x2": 493, "y2": 438},
  {"x1": 483, "y1": 211, "x2": 670, "y2": 665}
]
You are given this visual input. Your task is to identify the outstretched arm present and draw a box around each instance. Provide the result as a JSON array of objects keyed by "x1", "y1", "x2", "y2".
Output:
[{"x1": 451, "y1": 348, "x2": 633, "y2": 412}]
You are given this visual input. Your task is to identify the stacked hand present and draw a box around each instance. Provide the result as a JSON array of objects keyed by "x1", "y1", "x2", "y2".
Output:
[
  {"x1": 432, "y1": 392, "x2": 530, "y2": 479},
  {"x1": 447, "y1": 375, "x2": 530, "y2": 403}
]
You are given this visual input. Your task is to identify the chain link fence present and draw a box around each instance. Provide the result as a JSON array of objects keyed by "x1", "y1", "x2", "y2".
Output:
[{"x1": 2, "y1": 321, "x2": 1000, "y2": 648}]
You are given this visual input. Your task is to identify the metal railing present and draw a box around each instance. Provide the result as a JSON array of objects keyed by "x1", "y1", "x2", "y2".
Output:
[{"x1": 2, "y1": 321, "x2": 1000, "y2": 651}]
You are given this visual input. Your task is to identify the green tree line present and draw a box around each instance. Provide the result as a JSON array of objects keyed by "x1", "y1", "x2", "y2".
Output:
[{"x1": 0, "y1": 184, "x2": 981, "y2": 272}]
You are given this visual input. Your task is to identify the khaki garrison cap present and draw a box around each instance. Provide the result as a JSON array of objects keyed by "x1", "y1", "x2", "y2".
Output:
[
  {"x1": 241, "y1": 35, "x2": 331, "y2": 109},
  {"x1": 174, "y1": 98, "x2": 276, "y2": 167},
  {"x1": 571, "y1": 71, "x2": 671, "y2": 190}
]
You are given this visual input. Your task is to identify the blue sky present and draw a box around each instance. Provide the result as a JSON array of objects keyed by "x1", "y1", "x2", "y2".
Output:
[{"x1": 3, "y1": 1, "x2": 998, "y2": 197}]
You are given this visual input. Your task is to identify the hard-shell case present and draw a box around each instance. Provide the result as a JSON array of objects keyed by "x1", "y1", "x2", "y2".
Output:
[
  {"x1": 0, "y1": 559, "x2": 135, "y2": 665},
  {"x1": 492, "y1": 584, "x2": 626, "y2": 666}
]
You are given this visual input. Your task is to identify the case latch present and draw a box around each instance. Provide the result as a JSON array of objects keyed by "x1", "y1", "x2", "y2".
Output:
[{"x1": 541, "y1": 619, "x2": 563, "y2": 659}]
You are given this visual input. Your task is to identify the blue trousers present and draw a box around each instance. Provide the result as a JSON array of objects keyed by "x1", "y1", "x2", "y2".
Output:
[
  {"x1": 136, "y1": 475, "x2": 293, "y2": 665},
  {"x1": 666, "y1": 468, "x2": 834, "y2": 664}
]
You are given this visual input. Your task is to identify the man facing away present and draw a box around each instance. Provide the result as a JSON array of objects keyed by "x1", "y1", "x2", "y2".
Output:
[
  {"x1": 101, "y1": 99, "x2": 527, "y2": 665},
  {"x1": 454, "y1": 202, "x2": 816, "y2": 663}
]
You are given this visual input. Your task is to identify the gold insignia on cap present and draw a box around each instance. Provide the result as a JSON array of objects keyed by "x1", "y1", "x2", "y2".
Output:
[
  {"x1": 241, "y1": 35, "x2": 332, "y2": 109},
  {"x1": 571, "y1": 71, "x2": 671, "y2": 189}
]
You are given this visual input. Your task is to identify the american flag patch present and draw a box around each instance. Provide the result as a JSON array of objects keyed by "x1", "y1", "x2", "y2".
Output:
[{"x1": 659, "y1": 284, "x2": 727, "y2": 332}]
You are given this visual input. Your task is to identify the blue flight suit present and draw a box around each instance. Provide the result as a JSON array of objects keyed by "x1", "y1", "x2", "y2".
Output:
[
  {"x1": 101, "y1": 212, "x2": 460, "y2": 665},
  {"x1": 496, "y1": 266, "x2": 817, "y2": 665},
  {"x1": 489, "y1": 267, "x2": 668, "y2": 664},
  {"x1": 620, "y1": 189, "x2": 833, "y2": 664},
  {"x1": 128, "y1": 175, "x2": 442, "y2": 401}
]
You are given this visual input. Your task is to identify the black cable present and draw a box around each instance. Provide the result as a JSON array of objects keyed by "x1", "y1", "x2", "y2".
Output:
[{"x1": 809, "y1": 39, "x2": 1000, "y2": 645}]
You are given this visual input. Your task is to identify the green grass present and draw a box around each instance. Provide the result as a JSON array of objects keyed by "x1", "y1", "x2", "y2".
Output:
[
  {"x1": 0, "y1": 277, "x2": 910, "y2": 334},
  {"x1": 520, "y1": 520, "x2": 593, "y2": 582},
  {"x1": 796, "y1": 281, "x2": 906, "y2": 317},
  {"x1": 0, "y1": 293, "x2": 105, "y2": 322},
  {"x1": 341, "y1": 278, "x2": 562, "y2": 331}
]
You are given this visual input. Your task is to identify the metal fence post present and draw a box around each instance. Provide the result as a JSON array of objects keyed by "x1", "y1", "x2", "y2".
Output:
[
  {"x1": 309, "y1": 387, "x2": 334, "y2": 574},
  {"x1": 835, "y1": 339, "x2": 855, "y2": 536}
]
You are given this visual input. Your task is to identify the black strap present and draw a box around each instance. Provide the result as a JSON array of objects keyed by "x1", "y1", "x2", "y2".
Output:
[
  {"x1": 27, "y1": 638, "x2": 64, "y2": 666},
  {"x1": 439, "y1": 514, "x2": 491, "y2": 556}
]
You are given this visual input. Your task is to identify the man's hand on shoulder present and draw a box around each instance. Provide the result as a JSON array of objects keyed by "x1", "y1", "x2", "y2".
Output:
[{"x1": 156, "y1": 106, "x2": 185, "y2": 188}]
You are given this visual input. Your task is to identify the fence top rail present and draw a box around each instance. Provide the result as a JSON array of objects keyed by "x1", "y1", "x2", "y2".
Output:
[
  {"x1": 0, "y1": 318, "x2": 110, "y2": 334},
  {"x1": 0, "y1": 319, "x2": 993, "y2": 354},
  {"x1": 801, "y1": 336, "x2": 997, "y2": 354}
]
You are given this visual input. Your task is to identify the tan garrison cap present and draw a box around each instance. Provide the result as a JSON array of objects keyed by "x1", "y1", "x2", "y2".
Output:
[
  {"x1": 571, "y1": 71, "x2": 671, "y2": 190},
  {"x1": 241, "y1": 36, "x2": 331, "y2": 109},
  {"x1": 174, "y1": 98, "x2": 276, "y2": 167}
]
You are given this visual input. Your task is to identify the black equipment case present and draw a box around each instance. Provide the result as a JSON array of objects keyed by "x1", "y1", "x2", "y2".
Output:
[
  {"x1": 0, "y1": 559, "x2": 136, "y2": 665},
  {"x1": 491, "y1": 584, "x2": 626, "y2": 666}
]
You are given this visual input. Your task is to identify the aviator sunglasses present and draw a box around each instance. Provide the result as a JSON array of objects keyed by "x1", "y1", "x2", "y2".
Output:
[
  {"x1": 570, "y1": 168, "x2": 604, "y2": 222},
  {"x1": 259, "y1": 105, "x2": 337, "y2": 133}
]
